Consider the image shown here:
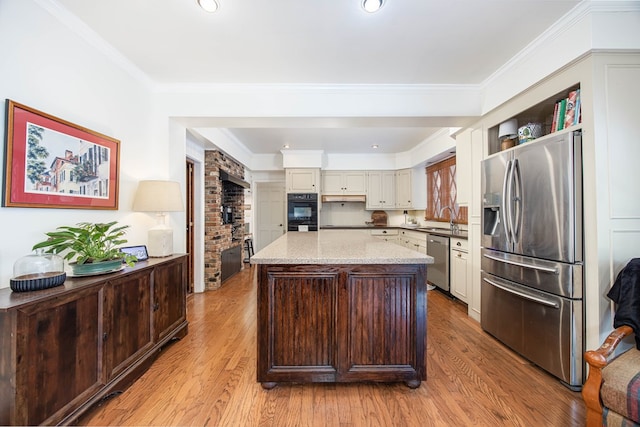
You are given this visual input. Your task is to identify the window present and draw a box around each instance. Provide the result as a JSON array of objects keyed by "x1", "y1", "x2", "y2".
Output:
[{"x1": 425, "y1": 156, "x2": 468, "y2": 224}]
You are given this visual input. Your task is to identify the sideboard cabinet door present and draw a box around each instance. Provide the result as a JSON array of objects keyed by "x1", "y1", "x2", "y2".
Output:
[
  {"x1": 153, "y1": 256, "x2": 187, "y2": 342},
  {"x1": 14, "y1": 286, "x2": 103, "y2": 426},
  {"x1": 104, "y1": 270, "x2": 153, "y2": 381}
]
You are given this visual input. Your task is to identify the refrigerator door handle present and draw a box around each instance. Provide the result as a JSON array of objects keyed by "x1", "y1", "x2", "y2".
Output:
[
  {"x1": 483, "y1": 277, "x2": 559, "y2": 308},
  {"x1": 512, "y1": 158, "x2": 523, "y2": 243},
  {"x1": 501, "y1": 159, "x2": 513, "y2": 243},
  {"x1": 483, "y1": 253, "x2": 559, "y2": 274},
  {"x1": 506, "y1": 158, "x2": 517, "y2": 244}
]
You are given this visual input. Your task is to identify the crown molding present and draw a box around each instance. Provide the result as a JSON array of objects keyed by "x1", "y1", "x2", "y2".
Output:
[{"x1": 481, "y1": 1, "x2": 640, "y2": 92}]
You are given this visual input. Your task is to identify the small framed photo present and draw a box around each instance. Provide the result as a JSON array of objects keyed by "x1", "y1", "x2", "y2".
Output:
[{"x1": 120, "y1": 245, "x2": 149, "y2": 261}]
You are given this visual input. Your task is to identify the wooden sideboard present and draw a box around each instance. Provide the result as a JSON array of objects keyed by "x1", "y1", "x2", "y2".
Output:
[{"x1": 0, "y1": 255, "x2": 188, "y2": 426}]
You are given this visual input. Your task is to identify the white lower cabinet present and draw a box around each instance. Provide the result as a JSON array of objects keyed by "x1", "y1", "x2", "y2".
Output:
[
  {"x1": 370, "y1": 228, "x2": 399, "y2": 242},
  {"x1": 450, "y1": 238, "x2": 468, "y2": 303},
  {"x1": 398, "y1": 229, "x2": 426, "y2": 253}
]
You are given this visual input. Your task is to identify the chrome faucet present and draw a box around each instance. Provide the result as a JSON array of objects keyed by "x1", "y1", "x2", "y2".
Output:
[{"x1": 439, "y1": 206, "x2": 458, "y2": 234}]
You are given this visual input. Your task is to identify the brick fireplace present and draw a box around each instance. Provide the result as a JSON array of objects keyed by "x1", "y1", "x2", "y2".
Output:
[{"x1": 204, "y1": 150, "x2": 246, "y2": 290}]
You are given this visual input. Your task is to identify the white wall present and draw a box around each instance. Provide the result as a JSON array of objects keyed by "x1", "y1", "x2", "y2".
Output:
[{"x1": 0, "y1": 1, "x2": 174, "y2": 288}]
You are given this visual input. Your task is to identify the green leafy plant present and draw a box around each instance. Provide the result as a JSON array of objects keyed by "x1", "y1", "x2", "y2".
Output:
[{"x1": 33, "y1": 221, "x2": 137, "y2": 267}]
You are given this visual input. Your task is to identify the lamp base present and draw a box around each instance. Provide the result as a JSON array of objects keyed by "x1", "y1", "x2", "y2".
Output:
[
  {"x1": 148, "y1": 226, "x2": 173, "y2": 257},
  {"x1": 500, "y1": 138, "x2": 516, "y2": 151}
]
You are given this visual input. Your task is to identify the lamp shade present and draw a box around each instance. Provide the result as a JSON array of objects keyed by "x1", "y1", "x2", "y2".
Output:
[
  {"x1": 498, "y1": 119, "x2": 518, "y2": 140},
  {"x1": 133, "y1": 180, "x2": 184, "y2": 213}
]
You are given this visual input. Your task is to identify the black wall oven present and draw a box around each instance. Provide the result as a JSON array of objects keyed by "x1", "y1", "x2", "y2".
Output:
[{"x1": 287, "y1": 193, "x2": 318, "y2": 231}]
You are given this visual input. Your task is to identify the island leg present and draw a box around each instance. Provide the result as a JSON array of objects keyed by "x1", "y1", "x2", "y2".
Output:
[
  {"x1": 261, "y1": 382, "x2": 278, "y2": 390},
  {"x1": 405, "y1": 380, "x2": 421, "y2": 389}
]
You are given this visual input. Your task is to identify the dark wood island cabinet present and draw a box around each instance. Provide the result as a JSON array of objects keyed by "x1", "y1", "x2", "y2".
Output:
[
  {"x1": 252, "y1": 231, "x2": 431, "y2": 389},
  {"x1": 0, "y1": 255, "x2": 188, "y2": 426}
]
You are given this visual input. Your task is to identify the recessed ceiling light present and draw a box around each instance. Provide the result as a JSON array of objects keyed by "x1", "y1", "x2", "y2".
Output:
[
  {"x1": 371, "y1": 144, "x2": 379, "y2": 149},
  {"x1": 198, "y1": 0, "x2": 219, "y2": 13},
  {"x1": 282, "y1": 144, "x2": 290, "y2": 149},
  {"x1": 362, "y1": 0, "x2": 383, "y2": 13}
]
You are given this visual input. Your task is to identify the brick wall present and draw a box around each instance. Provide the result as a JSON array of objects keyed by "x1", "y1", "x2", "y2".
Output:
[{"x1": 204, "y1": 150, "x2": 245, "y2": 290}]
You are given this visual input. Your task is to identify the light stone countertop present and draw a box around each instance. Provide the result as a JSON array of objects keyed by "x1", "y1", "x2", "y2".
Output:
[{"x1": 250, "y1": 230, "x2": 434, "y2": 265}]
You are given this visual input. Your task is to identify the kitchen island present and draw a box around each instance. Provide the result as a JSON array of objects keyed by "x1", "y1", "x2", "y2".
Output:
[{"x1": 251, "y1": 230, "x2": 432, "y2": 389}]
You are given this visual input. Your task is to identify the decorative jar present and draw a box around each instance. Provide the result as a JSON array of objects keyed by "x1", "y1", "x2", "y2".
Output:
[
  {"x1": 518, "y1": 122, "x2": 543, "y2": 144},
  {"x1": 10, "y1": 250, "x2": 66, "y2": 292}
]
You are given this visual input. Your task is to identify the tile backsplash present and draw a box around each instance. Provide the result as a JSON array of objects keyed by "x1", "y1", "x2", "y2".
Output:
[{"x1": 319, "y1": 203, "x2": 426, "y2": 227}]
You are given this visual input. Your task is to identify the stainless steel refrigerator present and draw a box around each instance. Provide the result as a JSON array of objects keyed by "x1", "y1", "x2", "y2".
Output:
[{"x1": 480, "y1": 130, "x2": 583, "y2": 390}]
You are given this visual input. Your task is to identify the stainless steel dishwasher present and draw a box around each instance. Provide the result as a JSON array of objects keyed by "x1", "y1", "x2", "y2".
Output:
[{"x1": 427, "y1": 233, "x2": 450, "y2": 291}]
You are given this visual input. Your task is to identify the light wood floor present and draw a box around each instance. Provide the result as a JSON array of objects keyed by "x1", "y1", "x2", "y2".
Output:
[{"x1": 80, "y1": 264, "x2": 586, "y2": 426}]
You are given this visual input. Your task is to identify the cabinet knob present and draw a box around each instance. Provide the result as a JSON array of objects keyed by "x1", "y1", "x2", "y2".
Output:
[
  {"x1": 457, "y1": 242, "x2": 462, "y2": 246},
  {"x1": 153, "y1": 303, "x2": 160, "y2": 312},
  {"x1": 103, "y1": 333, "x2": 108, "y2": 342}
]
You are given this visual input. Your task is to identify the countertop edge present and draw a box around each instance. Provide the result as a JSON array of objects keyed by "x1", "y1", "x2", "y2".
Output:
[
  {"x1": 320, "y1": 225, "x2": 468, "y2": 239},
  {"x1": 250, "y1": 230, "x2": 434, "y2": 265}
]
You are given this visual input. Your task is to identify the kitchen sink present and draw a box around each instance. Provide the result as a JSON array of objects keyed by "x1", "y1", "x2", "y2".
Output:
[{"x1": 417, "y1": 227, "x2": 468, "y2": 238}]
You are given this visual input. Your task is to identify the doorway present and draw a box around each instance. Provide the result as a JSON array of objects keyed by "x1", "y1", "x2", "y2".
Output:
[
  {"x1": 186, "y1": 159, "x2": 195, "y2": 293},
  {"x1": 255, "y1": 182, "x2": 285, "y2": 252}
]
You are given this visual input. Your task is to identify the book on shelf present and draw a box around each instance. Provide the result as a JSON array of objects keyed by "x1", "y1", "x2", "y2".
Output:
[
  {"x1": 563, "y1": 90, "x2": 578, "y2": 129},
  {"x1": 556, "y1": 98, "x2": 567, "y2": 131},
  {"x1": 551, "y1": 88, "x2": 581, "y2": 133},
  {"x1": 573, "y1": 89, "x2": 581, "y2": 126},
  {"x1": 551, "y1": 101, "x2": 559, "y2": 133}
]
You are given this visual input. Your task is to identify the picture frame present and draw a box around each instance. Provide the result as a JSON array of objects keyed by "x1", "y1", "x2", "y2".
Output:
[
  {"x1": 119, "y1": 245, "x2": 149, "y2": 261},
  {"x1": 3, "y1": 100, "x2": 120, "y2": 209}
]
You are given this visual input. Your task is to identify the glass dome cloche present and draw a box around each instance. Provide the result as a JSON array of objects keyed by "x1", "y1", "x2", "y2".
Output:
[{"x1": 10, "y1": 249, "x2": 66, "y2": 292}]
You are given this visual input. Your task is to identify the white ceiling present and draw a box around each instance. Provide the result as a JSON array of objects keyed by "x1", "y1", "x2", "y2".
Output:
[{"x1": 54, "y1": 0, "x2": 582, "y2": 157}]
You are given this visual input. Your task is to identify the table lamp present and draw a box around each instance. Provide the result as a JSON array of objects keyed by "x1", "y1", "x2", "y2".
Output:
[
  {"x1": 498, "y1": 118, "x2": 518, "y2": 150},
  {"x1": 133, "y1": 180, "x2": 184, "y2": 257}
]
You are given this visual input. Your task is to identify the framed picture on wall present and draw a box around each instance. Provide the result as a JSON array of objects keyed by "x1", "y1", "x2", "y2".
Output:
[{"x1": 3, "y1": 99, "x2": 121, "y2": 209}]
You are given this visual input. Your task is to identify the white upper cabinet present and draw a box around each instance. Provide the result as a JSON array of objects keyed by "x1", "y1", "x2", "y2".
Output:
[
  {"x1": 321, "y1": 171, "x2": 366, "y2": 195},
  {"x1": 366, "y1": 171, "x2": 396, "y2": 209},
  {"x1": 286, "y1": 168, "x2": 320, "y2": 193},
  {"x1": 395, "y1": 169, "x2": 413, "y2": 209}
]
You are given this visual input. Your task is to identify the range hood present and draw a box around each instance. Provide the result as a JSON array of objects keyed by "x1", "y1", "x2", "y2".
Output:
[
  {"x1": 321, "y1": 194, "x2": 366, "y2": 203},
  {"x1": 220, "y1": 170, "x2": 250, "y2": 189}
]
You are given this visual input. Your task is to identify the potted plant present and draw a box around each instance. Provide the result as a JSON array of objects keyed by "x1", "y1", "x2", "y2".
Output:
[{"x1": 33, "y1": 221, "x2": 137, "y2": 275}]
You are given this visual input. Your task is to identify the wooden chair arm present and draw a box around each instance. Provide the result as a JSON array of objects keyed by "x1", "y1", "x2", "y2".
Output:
[{"x1": 582, "y1": 325, "x2": 634, "y2": 427}]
